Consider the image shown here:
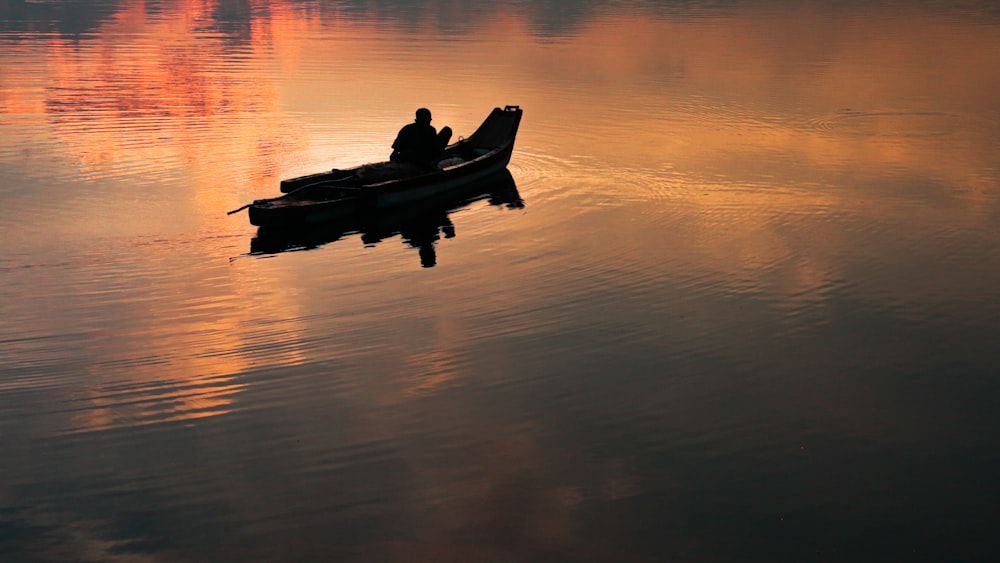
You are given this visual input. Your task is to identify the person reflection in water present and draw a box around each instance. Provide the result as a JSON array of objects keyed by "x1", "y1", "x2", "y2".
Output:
[
  {"x1": 390, "y1": 108, "x2": 452, "y2": 170},
  {"x1": 402, "y1": 215, "x2": 455, "y2": 268}
]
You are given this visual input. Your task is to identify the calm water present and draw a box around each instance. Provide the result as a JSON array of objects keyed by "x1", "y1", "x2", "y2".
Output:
[{"x1": 3, "y1": 1, "x2": 1000, "y2": 561}]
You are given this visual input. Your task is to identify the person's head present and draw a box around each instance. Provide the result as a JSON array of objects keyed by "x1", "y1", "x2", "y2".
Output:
[{"x1": 415, "y1": 108, "x2": 432, "y2": 124}]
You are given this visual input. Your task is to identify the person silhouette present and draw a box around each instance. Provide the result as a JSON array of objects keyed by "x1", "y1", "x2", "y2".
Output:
[{"x1": 390, "y1": 108, "x2": 452, "y2": 169}]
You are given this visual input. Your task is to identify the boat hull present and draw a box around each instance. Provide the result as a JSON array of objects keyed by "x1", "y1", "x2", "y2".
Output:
[
  {"x1": 248, "y1": 196, "x2": 360, "y2": 228},
  {"x1": 249, "y1": 169, "x2": 521, "y2": 255}
]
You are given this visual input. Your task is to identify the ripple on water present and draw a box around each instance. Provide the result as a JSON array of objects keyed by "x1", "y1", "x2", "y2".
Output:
[
  {"x1": 509, "y1": 147, "x2": 583, "y2": 177},
  {"x1": 806, "y1": 109, "x2": 966, "y2": 138}
]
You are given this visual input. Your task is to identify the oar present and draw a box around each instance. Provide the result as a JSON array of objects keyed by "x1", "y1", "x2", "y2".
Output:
[
  {"x1": 226, "y1": 173, "x2": 360, "y2": 216},
  {"x1": 227, "y1": 202, "x2": 255, "y2": 215},
  {"x1": 284, "y1": 177, "x2": 350, "y2": 195}
]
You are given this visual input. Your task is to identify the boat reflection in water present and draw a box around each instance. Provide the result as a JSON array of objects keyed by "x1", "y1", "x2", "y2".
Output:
[{"x1": 249, "y1": 169, "x2": 523, "y2": 267}]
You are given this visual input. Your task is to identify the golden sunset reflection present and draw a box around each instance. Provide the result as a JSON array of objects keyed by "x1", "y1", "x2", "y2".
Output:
[
  {"x1": 54, "y1": 258, "x2": 315, "y2": 433},
  {"x1": 0, "y1": 0, "x2": 992, "y2": 440},
  {"x1": 4, "y1": 4, "x2": 994, "y2": 221},
  {"x1": 3, "y1": 2, "x2": 993, "y2": 422}
]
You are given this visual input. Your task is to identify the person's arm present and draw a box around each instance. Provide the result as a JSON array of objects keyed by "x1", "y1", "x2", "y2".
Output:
[{"x1": 392, "y1": 124, "x2": 413, "y2": 151}]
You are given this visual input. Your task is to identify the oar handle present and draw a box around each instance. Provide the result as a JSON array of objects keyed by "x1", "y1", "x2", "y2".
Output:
[{"x1": 227, "y1": 203, "x2": 252, "y2": 215}]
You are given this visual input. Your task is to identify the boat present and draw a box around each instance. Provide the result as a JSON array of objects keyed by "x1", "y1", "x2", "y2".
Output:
[
  {"x1": 232, "y1": 105, "x2": 523, "y2": 228},
  {"x1": 249, "y1": 169, "x2": 523, "y2": 266}
]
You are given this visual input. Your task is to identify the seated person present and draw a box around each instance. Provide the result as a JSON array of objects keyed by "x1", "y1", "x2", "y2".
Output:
[{"x1": 390, "y1": 108, "x2": 452, "y2": 169}]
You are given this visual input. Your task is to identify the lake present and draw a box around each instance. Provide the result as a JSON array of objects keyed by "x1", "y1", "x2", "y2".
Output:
[{"x1": 2, "y1": 1, "x2": 999, "y2": 561}]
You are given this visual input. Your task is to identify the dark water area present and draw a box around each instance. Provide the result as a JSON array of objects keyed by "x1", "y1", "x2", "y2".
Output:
[{"x1": 2, "y1": 1, "x2": 1000, "y2": 561}]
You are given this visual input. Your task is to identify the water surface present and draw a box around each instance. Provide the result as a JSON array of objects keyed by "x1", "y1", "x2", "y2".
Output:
[{"x1": 2, "y1": 1, "x2": 1000, "y2": 561}]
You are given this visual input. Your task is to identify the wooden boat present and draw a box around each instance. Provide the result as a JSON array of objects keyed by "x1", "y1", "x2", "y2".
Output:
[{"x1": 234, "y1": 105, "x2": 523, "y2": 228}]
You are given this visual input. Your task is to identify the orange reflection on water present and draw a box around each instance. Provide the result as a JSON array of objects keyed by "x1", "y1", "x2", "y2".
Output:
[
  {"x1": 515, "y1": 11, "x2": 999, "y2": 195},
  {"x1": 7, "y1": 0, "x2": 315, "y2": 233},
  {"x1": 63, "y1": 259, "x2": 317, "y2": 433},
  {"x1": 3, "y1": 2, "x2": 997, "y2": 203},
  {"x1": 3, "y1": 1, "x2": 998, "y2": 431}
]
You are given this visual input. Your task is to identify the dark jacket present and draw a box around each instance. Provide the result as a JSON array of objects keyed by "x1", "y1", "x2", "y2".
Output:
[{"x1": 391, "y1": 122, "x2": 440, "y2": 166}]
